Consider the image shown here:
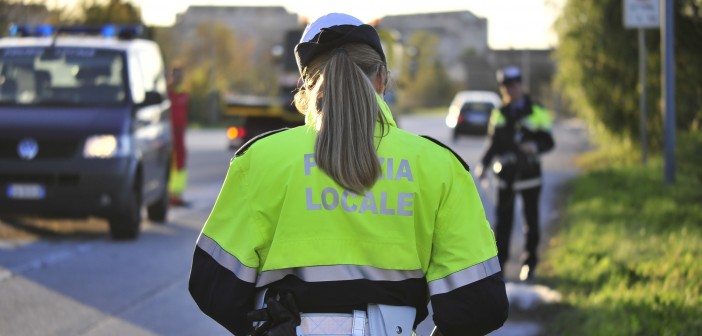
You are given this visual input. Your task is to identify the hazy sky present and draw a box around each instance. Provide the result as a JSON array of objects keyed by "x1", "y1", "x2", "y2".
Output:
[{"x1": 55, "y1": 0, "x2": 564, "y2": 49}]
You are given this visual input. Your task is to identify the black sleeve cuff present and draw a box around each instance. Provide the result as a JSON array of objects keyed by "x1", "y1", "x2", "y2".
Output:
[
  {"x1": 189, "y1": 246, "x2": 257, "y2": 335},
  {"x1": 430, "y1": 272, "x2": 509, "y2": 336}
]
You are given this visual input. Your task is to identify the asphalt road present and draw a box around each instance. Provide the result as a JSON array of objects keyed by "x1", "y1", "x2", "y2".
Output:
[{"x1": 0, "y1": 114, "x2": 589, "y2": 336}]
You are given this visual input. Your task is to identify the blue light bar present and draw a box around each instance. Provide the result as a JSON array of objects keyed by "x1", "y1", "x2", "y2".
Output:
[
  {"x1": 35, "y1": 25, "x2": 55, "y2": 37},
  {"x1": 101, "y1": 25, "x2": 117, "y2": 37},
  {"x1": 7, "y1": 24, "x2": 145, "y2": 39}
]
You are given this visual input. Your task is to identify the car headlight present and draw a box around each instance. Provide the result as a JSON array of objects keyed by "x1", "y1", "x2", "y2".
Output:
[
  {"x1": 83, "y1": 135, "x2": 131, "y2": 158},
  {"x1": 445, "y1": 107, "x2": 459, "y2": 128}
]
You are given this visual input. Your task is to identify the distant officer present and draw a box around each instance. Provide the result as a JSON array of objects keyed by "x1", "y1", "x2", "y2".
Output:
[
  {"x1": 189, "y1": 13, "x2": 508, "y2": 336},
  {"x1": 477, "y1": 66, "x2": 555, "y2": 281},
  {"x1": 167, "y1": 66, "x2": 189, "y2": 206}
]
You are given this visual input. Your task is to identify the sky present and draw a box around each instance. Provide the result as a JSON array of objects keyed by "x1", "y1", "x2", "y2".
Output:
[{"x1": 54, "y1": 0, "x2": 564, "y2": 49}]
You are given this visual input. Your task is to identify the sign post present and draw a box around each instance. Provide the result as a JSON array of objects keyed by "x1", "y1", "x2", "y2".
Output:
[
  {"x1": 661, "y1": 0, "x2": 676, "y2": 184},
  {"x1": 623, "y1": 0, "x2": 660, "y2": 165}
]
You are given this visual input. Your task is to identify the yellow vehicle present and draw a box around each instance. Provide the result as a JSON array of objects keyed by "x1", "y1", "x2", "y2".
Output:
[{"x1": 225, "y1": 30, "x2": 305, "y2": 148}]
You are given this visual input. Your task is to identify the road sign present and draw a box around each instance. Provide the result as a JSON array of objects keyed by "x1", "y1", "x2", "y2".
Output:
[{"x1": 623, "y1": 0, "x2": 661, "y2": 29}]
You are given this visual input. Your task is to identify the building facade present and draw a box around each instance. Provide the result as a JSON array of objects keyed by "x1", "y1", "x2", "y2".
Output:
[
  {"x1": 173, "y1": 6, "x2": 301, "y2": 60},
  {"x1": 171, "y1": 7, "x2": 559, "y2": 112},
  {"x1": 378, "y1": 11, "x2": 489, "y2": 83}
]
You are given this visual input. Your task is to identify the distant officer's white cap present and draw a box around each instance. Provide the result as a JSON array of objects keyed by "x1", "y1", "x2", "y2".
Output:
[{"x1": 497, "y1": 66, "x2": 522, "y2": 85}]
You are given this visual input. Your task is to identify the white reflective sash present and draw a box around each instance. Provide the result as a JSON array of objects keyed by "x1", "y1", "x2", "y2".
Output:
[
  {"x1": 299, "y1": 312, "x2": 368, "y2": 335},
  {"x1": 298, "y1": 305, "x2": 415, "y2": 336}
]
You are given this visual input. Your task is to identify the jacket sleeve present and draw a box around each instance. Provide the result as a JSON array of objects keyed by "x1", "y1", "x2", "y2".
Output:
[
  {"x1": 427, "y1": 151, "x2": 509, "y2": 335},
  {"x1": 533, "y1": 130, "x2": 554, "y2": 154},
  {"x1": 480, "y1": 138, "x2": 497, "y2": 169},
  {"x1": 480, "y1": 109, "x2": 500, "y2": 168},
  {"x1": 527, "y1": 104, "x2": 555, "y2": 154},
  {"x1": 189, "y1": 153, "x2": 263, "y2": 335}
]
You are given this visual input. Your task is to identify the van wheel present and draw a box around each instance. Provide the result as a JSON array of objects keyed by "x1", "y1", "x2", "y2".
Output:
[
  {"x1": 147, "y1": 178, "x2": 169, "y2": 223},
  {"x1": 109, "y1": 183, "x2": 141, "y2": 240}
]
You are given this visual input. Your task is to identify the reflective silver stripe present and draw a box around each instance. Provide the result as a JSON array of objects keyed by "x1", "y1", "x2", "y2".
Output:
[
  {"x1": 256, "y1": 265, "x2": 424, "y2": 287},
  {"x1": 498, "y1": 177, "x2": 542, "y2": 190},
  {"x1": 497, "y1": 153, "x2": 541, "y2": 166},
  {"x1": 197, "y1": 234, "x2": 258, "y2": 283},
  {"x1": 428, "y1": 256, "x2": 501, "y2": 296},
  {"x1": 513, "y1": 178, "x2": 542, "y2": 190},
  {"x1": 497, "y1": 153, "x2": 518, "y2": 164}
]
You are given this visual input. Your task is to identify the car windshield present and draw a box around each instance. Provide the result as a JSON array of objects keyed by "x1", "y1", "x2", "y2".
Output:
[
  {"x1": 0, "y1": 47, "x2": 127, "y2": 106},
  {"x1": 461, "y1": 102, "x2": 494, "y2": 113}
]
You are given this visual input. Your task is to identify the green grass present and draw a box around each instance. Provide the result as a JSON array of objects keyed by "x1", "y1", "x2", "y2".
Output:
[{"x1": 538, "y1": 132, "x2": 702, "y2": 335}]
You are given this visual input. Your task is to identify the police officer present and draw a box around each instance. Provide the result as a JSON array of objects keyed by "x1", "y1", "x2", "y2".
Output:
[
  {"x1": 477, "y1": 66, "x2": 555, "y2": 281},
  {"x1": 189, "y1": 13, "x2": 508, "y2": 336}
]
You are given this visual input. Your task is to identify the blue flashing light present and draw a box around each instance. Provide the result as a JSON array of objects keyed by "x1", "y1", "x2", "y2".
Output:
[
  {"x1": 9, "y1": 24, "x2": 19, "y2": 36},
  {"x1": 101, "y1": 25, "x2": 117, "y2": 37},
  {"x1": 35, "y1": 25, "x2": 54, "y2": 37}
]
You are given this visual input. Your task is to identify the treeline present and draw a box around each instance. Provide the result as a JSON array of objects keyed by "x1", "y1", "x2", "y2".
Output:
[
  {"x1": 544, "y1": 2, "x2": 702, "y2": 333},
  {"x1": 555, "y1": 0, "x2": 702, "y2": 148}
]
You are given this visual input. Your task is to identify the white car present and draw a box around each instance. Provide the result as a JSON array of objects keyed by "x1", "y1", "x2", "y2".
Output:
[{"x1": 446, "y1": 90, "x2": 502, "y2": 138}]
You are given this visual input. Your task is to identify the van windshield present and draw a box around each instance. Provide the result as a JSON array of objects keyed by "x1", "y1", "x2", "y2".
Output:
[{"x1": 0, "y1": 47, "x2": 127, "y2": 107}]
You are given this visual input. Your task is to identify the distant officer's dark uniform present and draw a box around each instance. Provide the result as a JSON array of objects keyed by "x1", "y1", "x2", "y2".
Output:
[{"x1": 480, "y1": 66, "x2": 555, "y2": 280}]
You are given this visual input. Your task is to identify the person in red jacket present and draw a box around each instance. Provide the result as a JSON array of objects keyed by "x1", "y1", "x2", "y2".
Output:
[{"x1": 168, "y1": 66, "x2": 189, "y2": 206}]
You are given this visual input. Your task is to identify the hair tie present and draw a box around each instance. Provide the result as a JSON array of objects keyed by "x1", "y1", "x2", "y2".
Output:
[{"x1": 331, "y1": 48, "x2": 349, "y2": 56}]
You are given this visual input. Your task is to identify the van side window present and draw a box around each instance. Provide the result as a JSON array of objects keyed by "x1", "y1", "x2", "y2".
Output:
[
  {"x1": 128, "y1": 53, "x2": 145, "y2": 104},
  {"x1": 137, "y1": 49, "x2": 167, "y2": 96}
]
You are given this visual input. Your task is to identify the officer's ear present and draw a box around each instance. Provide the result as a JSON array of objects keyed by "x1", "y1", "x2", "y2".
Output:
[{"x1": 372, "y1": 66, "x2": 387, "y2": 95}]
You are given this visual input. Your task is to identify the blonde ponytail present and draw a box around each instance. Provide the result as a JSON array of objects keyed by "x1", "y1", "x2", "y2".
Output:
[{"x1": 294, "y1": 43, "x2": 386, "y2": 194}]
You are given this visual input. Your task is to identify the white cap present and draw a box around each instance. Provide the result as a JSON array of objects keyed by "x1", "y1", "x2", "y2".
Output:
[
  {"x1": 300, "y1": 13, "x2": 365, "y2": 43},
  {"x1": 497, "y1": 66, "x2": 522, "y2": 85},
  {"x1": 503, "y1": 66, "x2": 521, "y2": 78}
]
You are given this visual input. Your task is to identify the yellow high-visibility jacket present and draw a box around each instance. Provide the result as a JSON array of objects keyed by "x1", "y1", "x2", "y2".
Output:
[{"x1": 189, "y1": 95, "x2": 508, "y2": 336}]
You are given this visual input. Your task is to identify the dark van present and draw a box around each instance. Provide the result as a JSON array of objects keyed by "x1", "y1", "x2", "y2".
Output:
[{"x1": 0, "y1": 26, "x2": 172, "y2": 239}]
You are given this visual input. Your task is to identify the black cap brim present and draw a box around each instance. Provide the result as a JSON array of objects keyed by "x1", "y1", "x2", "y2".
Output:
[{"x1": 295, "y1": 24, "x2": 386, "y2": 75}]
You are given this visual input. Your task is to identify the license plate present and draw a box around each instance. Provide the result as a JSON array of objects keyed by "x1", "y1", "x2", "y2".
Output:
[
  {"x1": 6, "y1": 184, "x2": 46, "y2": 200},
  {"x1": 467, "y1": 113, "x2": 488, "y2": 123}
]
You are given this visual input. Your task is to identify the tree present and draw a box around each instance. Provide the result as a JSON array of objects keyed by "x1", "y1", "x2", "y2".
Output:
[
  {"x1": 0, "y1": 0, "x2": 9, "y2": 35},
  {"x1": 397, "y1": 31, "x2": 457, "y2": 110},
  {"x1": 555, "y1": 0, "x2": 702, "y2": 147},
  {"x1": 162, "y1": 22, "x2": 277, "y2": 124},
  {"x1": 78, "y1": 0, "x2": 142, "y2": 25},
  {"x1": 180, "y1": 22, "x2": 276, "y2": 96}
]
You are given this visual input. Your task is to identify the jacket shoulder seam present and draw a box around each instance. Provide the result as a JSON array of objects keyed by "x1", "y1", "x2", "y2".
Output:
[
  {"x1": 235, "y1": 128, "x2": 289, "y2": 157},
  {"x1": 419, "y1": 135, "x2": 470, "y2": 172}
]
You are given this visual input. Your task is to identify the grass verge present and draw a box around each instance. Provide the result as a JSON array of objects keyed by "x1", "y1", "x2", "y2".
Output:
[{"x1": 537, "y1": 132, "x2": 702, "y2": 335}]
